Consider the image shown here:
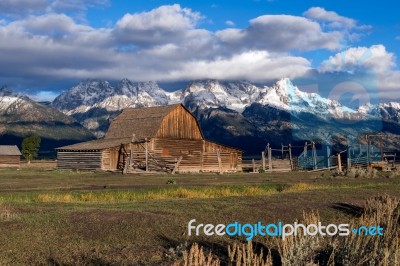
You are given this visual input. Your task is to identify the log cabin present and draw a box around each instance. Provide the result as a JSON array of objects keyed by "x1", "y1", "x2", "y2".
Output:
[
  {"x1": 0, "y1": 145, "x2": 21, "y2": 168},
  {"x1": 56, "y1": 104, "x2": 242, "y2": 173}
]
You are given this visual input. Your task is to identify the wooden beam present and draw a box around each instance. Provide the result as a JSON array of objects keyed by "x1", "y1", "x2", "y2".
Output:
[
  {"x1": 145, "y1": 137, "x2": 148, "y2": 172},
  {"x1": 172, "y1": 156, "x2": 183, "y2": 174},
  {"x1": 261, "y1": 151, "x2": 266, "y2": 171},
  {"x1": 337, "y1": 153, "x2": 342, "y2": 173},
  {"x1": 268, "y1": 145, "x2": 272, "y2": 171}
]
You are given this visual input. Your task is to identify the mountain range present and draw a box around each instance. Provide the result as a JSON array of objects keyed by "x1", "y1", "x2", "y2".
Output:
[
  {"x1": 51, "y1": 78, "x2": 400, "y2": 154},
  {"x1": 0, "y1": 86, "x2": 95, "y2": 156},
  {"x1": 2, "y1": 78, "x2": 400, "y2": 156}
]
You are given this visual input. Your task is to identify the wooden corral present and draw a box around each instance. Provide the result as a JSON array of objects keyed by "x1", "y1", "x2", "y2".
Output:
[
  {"x1": 57, "y1": 104, "x2": 242, "y2": 173},
  {"x1": 0, "y1": 145, "x2": 21, "y2": 168}
]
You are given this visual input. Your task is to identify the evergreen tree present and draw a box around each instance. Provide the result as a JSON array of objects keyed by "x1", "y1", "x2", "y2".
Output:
[{"x1": 22, "y1": 135, "x2": 41, "y2": 163}]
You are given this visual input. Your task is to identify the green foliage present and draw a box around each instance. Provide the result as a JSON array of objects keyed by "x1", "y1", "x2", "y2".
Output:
[
  {"x1": 166, "y1": 178, "x2": 177, "y2": 185},
  {"x1": 22, "y1": 135, "x2": 41, "y2": 162}
]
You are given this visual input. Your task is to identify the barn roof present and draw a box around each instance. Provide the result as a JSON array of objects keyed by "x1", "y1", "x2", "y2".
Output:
[
  {"x1": 0, "y1": 145, "x2": 21, "y2": 156},
  {"x1": 105, "y1": 104, "x2": 201, "y2": 140},
  {"x1": 57, "y1": 104, "x2": 209, "y2": 151},
  {"x1": 56, "y1": 137, "x2": 132, "y2": 151}
]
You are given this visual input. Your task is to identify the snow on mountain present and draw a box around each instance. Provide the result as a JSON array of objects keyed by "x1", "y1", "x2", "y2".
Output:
[
  {"x1": 52, "y1": 77, "x2": 400, "y2": 138},
  {"x1": 182, "y1": 80, "x2": 260, "y2": 112},
  {"x1": 256, "y1": 78, "x2": 362, "y2": 120},
  {"x1": 0, "y1": 86, "x2": 34, "y2": 113},
  {"x1": 0, "y1": 86, "x2": 95, "y2": 150},
  {"x1": 53, "y1": 79, "x2": 171, "y2": 115},
  {"x1": 53, "y1": 78, "x2": 400, "y2": 121}
]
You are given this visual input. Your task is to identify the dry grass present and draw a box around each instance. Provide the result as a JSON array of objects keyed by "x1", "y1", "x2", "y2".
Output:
[
  {"x1": 171, "y1": 195, "x2": 399, "y2": 266},
  {"x1": 173, "y1": 243, "x2": 220, "y2": 266},
  {"x1": 228, "y1": 241, "x2": 272, "y2": 266},
  {"x1": 345, "y1": 167, "x2": 378, "y2": 178},
  {"x1": 33, "y1": 184, "x2": 318, "y2": 203},
  {"x1": 275, "y1": 211, "x2": 323, "y2": 266},
  {"x1": 332, "y1": 194, "x2": 400, "y2": 265},
  {"x1": 0, "y1": 203, "x2": 18, "y2": 221}
]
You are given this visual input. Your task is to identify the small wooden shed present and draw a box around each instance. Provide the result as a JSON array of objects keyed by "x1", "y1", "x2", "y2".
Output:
[
  {"x1": 57, "y1": 104, "x2": 242, "y2": 173},
  {"x1": 0, "y1": 145, "x2": 21, "y2": 167}
]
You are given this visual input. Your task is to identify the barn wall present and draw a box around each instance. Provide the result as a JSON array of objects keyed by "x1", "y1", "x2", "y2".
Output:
[
  {"x1": 125, "y1": 138, "x2": 242, "y2": 173},
  {"x1": 153, "y1": 138, "x2": 203, "y2": 172},
  {"x1": 101, "y1": 147, "x2": 120, "y2": 170},
  {"x1": 0, "y1": 155, "x2": 20, "y2": 167},
  {"x1": 57, "y1": 151, "x2": 102, "y2": 170},
  {"x1": 203, "y1": 141, "x2": 242, "y2": 171},
  {"x1": 156, "y1": 105, "x2": 203, "y2": 140}
]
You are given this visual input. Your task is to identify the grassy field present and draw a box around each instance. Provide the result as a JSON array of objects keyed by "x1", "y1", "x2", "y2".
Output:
[{"x1": 0, "y1": 165, "x2": 399, "y2": 265}]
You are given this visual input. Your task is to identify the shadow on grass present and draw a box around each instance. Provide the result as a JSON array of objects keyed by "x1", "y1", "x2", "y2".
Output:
[{"x1": 330, "y1": 202, "x2": 364, "y2": 217}]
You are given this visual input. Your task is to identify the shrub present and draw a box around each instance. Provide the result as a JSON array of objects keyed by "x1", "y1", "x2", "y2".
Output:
[
  {"x1": 167, "y1": 178, "x2": 177, "y2": 185},
  {"x1": 345, "y1": 167, "x2": 378, "y2": 178},
  {"x1": 275, "y1": 211, "x2": 323, "y2": 266},
  {"x1": 333, "y1": 195, "x2": 399, "y2": 265}
]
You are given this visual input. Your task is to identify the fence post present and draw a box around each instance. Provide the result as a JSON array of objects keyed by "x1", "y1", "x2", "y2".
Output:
[
  {"x1": 145, "y1": 137, "x2": 148, "y2": 172},
  {"x1": 347, "y1": 146, "x2": 351, "y2": 169},
  {"x1": 268, "y1": 145, "x2": 272, "y2": 171},
  {"x1": 289, "y1": 144, "x2": 293, "y2": 170},
  {"x1": 312, "y1": 142, "x2": 317, "y2": 170},
  {"x1": 261, "y1": 151, "x2": 266, "y2": 171},
  {"x1": 327, "y1": 146, "x2": 331, "y2": 168},
  {"x1": 337, "y1": 153, "x2": 342, "y2": 173}
]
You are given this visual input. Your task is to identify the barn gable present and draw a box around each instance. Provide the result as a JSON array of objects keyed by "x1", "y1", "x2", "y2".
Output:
[{"x1": 104, "y1": 104, "x2": 202, "y2": 141}]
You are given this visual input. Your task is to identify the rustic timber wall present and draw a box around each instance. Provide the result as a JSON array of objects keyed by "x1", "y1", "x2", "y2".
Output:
[
  {"x1": 152, "y1": 138, "x2": 203, "y2": 172},
  {"x1": 57, "y1": 151, "x2": 102, "y2": 170},
  {"x1": 0, "y1": 155, "x2": 20, "y2": 167},
  {"x1": 203, "y1": 141, "x2": 242, "y2": 171},
  {"x1": 123, "y1": 138, "x2": 242, "y2": 173},
  {"x1": 156, "y1": 105, "x2": 203, "y2": 140},
  {"x1": 101, "y1": 147, "x2": 120, "y2": 170}
]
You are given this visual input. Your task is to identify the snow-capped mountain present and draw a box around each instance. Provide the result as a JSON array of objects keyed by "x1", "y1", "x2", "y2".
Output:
[
  {"x1": 53, "y1": 77, "x2": 386, "y2": 121},
  {"x1": 0, "y1": 86, "x2": 94, "y2": 153},
  {"x1": 52, "y1": 79, "x2": 179, "y2": 137},
  {"x1": 182, "y1": 80, "x2": 260, "y2": 112},
  {"x1": 50, "y1": 78, "x2": 400, "y2": 152},
  {"x1": 181, "y1": 78, "x2": 379, "y2": 121},
  {"x1": 53, "y1": 79, "x2": 173, "y2": 114}
]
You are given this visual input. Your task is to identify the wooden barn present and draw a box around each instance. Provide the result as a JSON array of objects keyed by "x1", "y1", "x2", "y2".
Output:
[
  {"x1": 56, "y1": 104, "x2": 242, "y2": 173},
  {"x1": 0, "y1": 145, "x2": 21, "y2": 168}
]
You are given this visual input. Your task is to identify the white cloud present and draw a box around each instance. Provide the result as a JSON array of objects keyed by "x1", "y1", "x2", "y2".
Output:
[
  {"x1": 0, "y1": 3, "x2": 392, "y2": 100},
  {"x1": 225, "y1": 20, "x2": 235, "y2": 26},
  {"x1": 217, "y1": 15, "x2": 343, "y2": 52},
  {"x1": 303, "y1": 7, "x2": 356, "y2": 29},
  {"x1": 320, "y1": 45, "x2": 400, "y2": 100},
  {"x1": 114, "y1": 4, "x2": 203, "y2": 46},
  {"x1": 0, "y1": 0, "x2": 110, "y2": 21},
  {"x1": 0, "y1": 0, "x2": 47, "y2": 18},
  {"x1": 320, "y1": 45, "x2": 396, "y2": 73},
  {"x1": 157, "y1": 51, "x2": 311, "y2": 82}
]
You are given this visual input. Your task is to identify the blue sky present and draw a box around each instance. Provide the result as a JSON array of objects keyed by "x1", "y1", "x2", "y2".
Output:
[{"x1": 0, "y1": 0, "x2": 399, "y2": 101}]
